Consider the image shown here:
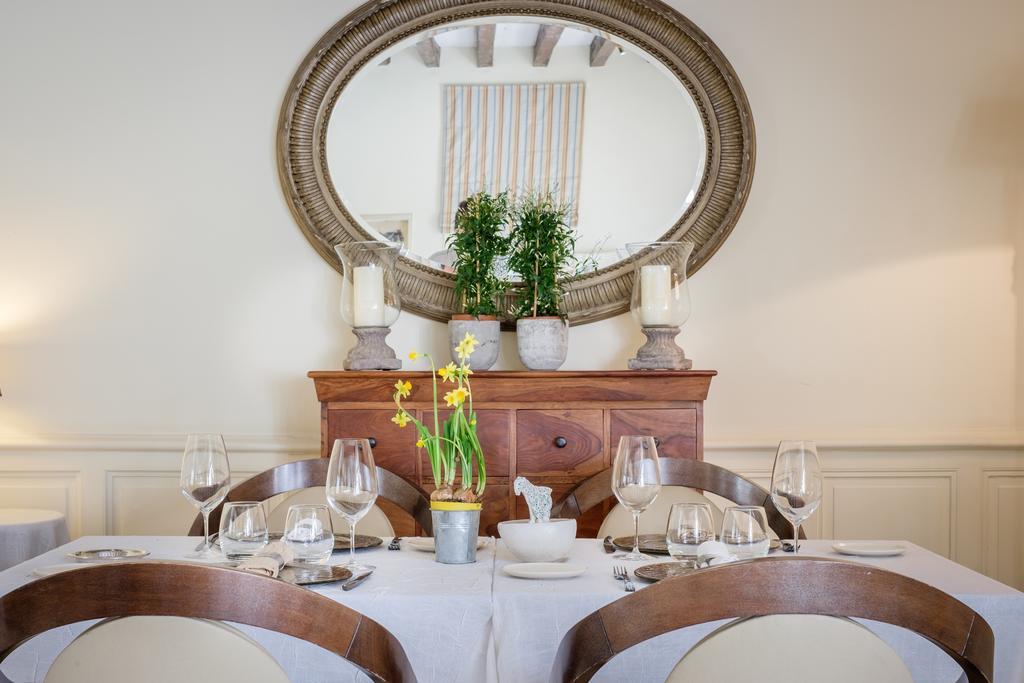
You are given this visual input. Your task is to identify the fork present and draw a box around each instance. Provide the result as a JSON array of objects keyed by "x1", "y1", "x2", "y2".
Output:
[
  {"x1": 613, "y1": 565, "x2": 636, "y2": 592},
  {"x1": 388, "y1": 537, "x2": 402, "y2": 551}
]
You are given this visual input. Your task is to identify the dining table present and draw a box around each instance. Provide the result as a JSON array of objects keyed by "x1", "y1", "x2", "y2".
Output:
[{"x1": 0, "y1": 536, "x2": 1020, "y2": 683}]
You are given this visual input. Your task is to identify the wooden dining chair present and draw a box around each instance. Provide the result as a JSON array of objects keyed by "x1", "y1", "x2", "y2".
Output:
[
  {"x1": 0, "y1": 562, "x2": 416, "y2": 683},
  {"x1": 551, "y1": 557, "x2": 994, "y2": 683},
  {"x1": 188, "y1": 458, "x2": 432, "y2": 537},
  {"x1": 551, "y1": 458, "x2": 800, "y2": 541}
]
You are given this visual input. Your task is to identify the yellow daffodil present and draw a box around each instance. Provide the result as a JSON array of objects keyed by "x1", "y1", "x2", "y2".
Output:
[
  {"x1": 394, "y1": 379, "x2": 412, "y2": 398},
  {"x1": 416, "y1": 438, "x2": 426, "y2": 448},
  {"x1": 470, "y1": 418, "x2": 477, "y2": 426},
  {"x1": 408, "y1": 351, "x2": 420, "y2": 360},
  {"x1": 391, "y1": 412, "x2": 410, "y2": 428},
  {"x1": 455, "y1": 333, "x2": 478, "y2": 360},
  {"x1": 438, "y1": 362, "x2": 458, "y2": 383},
  {"x1": 460, "y1": 364, "x2": 473, "y2": 376},
  {"x1": 443, "y1": 387, "x2": 470, "y2": 407}
]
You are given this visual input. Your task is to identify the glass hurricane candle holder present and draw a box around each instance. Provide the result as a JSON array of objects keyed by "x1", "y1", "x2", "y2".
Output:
[
  {"x1": 334, "y1": 241, "x2": 402, "y2": 370},
  {"x1": 626, "y1": 241, "x2": 694, "y2": 370}
]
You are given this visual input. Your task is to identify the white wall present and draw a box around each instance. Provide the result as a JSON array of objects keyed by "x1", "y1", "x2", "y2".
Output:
[
  {"x1": 1, "y1": 0, "x2": 1023, "y2": 582},
  {"x1": 329, "y1": 39, "x2": 703, "y2": 262}
]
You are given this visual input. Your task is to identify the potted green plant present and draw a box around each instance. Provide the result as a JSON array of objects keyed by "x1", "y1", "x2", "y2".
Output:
[
  {"x1": 446, "y1": 191, "x2": 509, "y2": 370},
  {"x1": 507, "y1": 192, "x2": 576, "y2": 370},
  {"x1": 392, "y1": 335, "x2": 486, "y2": 563}
]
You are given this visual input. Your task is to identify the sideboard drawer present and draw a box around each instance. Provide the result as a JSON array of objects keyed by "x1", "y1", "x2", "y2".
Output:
[
  {"x1": 420, "y1": 409, "x2": 512, "y2": 479},
  {"x1": 516, "y1": 409, "x2": 604, "y2": 476},
  {"x1": 610, "y1": 409, "x2": 696, "y2": 459},
  {"x1": 327, "y1": 409, "x2": 417, "y2": 478}
]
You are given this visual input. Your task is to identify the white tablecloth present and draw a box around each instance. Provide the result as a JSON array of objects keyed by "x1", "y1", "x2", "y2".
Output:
[
  {"x1": 0, "y1": 510, "x2": 69, "y2": 571},
  {"x1": 0, "y1": 537, "x2": 1020, "y2": 682},
  {"x1": 0, "y1": 536, "x2": 496, "y2": 683},
  {"x1": 492, "y1": 540, "x2": 1024, "y2": 683}
]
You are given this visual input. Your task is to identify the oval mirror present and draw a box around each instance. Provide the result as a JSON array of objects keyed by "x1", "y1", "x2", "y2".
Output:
[{"x1": 279, "y1": 0, "x2": 754, "y2": 325}]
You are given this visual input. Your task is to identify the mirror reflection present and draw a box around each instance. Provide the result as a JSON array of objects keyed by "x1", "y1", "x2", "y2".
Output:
[{"x1": 328, "y1": 17, "x2": 706, "y2": 272}]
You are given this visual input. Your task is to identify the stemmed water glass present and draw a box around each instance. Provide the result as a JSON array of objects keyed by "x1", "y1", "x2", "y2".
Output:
[
  {"x1": 611, "y1": 435, "x2": 661, "y2": 561},
  {"x1": 180, "y1": 433, "x2": 231, "y2": 559},
  {"x1": 326, "y1": 438, "x2": 379, "y2": 573},
  {"x1": 770, "y1": 440, "x2": 823, "y2": 554}
]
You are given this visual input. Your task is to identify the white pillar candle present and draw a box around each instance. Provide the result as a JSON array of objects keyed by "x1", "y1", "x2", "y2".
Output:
[
  {"x1": 352, "y1": 266, "x2": 386, "y2": 327},
  {"x1": 639, "y1": 264, "x2": 673, "y2": 326}
]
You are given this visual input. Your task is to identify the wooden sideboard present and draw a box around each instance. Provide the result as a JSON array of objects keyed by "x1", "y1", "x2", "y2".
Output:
[{"x1": 308, "y1": 370, "x2": 715, "y2": 537}]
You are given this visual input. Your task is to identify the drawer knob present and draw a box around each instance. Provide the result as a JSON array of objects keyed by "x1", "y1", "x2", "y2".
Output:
[
  {"x1": 368, "y1": 437, "x2": 377, "y2": 448},
  {"x1": 554, "y1": 436, "x2": 568, "y2": 448}
]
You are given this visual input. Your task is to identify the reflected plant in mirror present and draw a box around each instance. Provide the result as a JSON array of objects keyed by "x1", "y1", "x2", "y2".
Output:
[
  {"x1": 508, "y1": 192, "x2": 576, "y2": 370},
  {"x1": 446, "y1": 192, "x2": 510, "y2": 370}
]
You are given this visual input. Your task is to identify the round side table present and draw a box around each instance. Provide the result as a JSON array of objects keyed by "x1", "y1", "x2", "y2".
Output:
[{"x1": 0, "y1": 509, "x2": 70, "y2": 570}]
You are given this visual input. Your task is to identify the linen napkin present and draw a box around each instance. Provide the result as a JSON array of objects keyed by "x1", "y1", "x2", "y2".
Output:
[
  {"x1": 236, "y1": 541, "x2": 295, "y2": 578},
  {"x1": 696, "y1": 540, "x2": 738, "y2": 566}
]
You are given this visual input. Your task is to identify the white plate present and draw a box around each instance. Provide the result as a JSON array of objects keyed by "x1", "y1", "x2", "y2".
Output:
[
  {"x1": 832, "y1": 542, "x2": 906, "y2": 557},
  {"x1": 404, "y1": 537, "x2": 489, "y2": 552},
  {"x1": 32, "y1": 564, "x2": 89, "y2": 578},
  {"x1": 502, "y1": 562, "x2": 586, "y2": 579}
]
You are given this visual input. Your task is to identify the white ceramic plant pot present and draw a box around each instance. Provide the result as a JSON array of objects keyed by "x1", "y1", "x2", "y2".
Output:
[
  {"x1": 448, "y1": 316, "x2": 500, "y2": 370},
  {"x1": 497, "y1": 518, "x2": 577, "y2": 562},
  {"x1": 516, "y1": 317, "x2": 568, "y2": 370}
]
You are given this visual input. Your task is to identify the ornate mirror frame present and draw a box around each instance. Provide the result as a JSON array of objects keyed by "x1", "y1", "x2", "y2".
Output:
[{"x1": 278, "y1": 0, "x2": 755, "y2": 325}]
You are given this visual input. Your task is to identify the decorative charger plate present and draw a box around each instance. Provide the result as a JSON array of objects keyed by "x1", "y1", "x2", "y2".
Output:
[
  {"x1": 611, "y1": 535, "x2": 670, "y2": 555},
  {"x1": 67, "y1": 548, "x2": 150, "y2": 562},
  {"x1": 279, "y1": 565, "x2": 353, "y2": 586},
  {"x1": 634, "y1": 562, "x2": 698, "y2": 582},
  {"x1": 263, "y1": 532, "x2": 383, "y2": 551}
]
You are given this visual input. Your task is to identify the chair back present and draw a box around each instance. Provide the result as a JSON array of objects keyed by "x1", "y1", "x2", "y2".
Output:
[
  {"x1": 188, "y1": 458, "x2": 432, "y2": 536},
  {"x1": 45, "y1": 616, "x2": 290, "y2": 683},
  {"x1": 0, "y1": 562, "x2": 416, "y2": 683},
  {"x1": 552, "y1": 458, "x2": 798, "y2": 541},
  {"x1": 265, "y1": 486, "x2": 395, "y2": 537},
  {"x1": 550, "y1": 557, "x2": 994, "y2": 683},
  {"x1": 666, "y1": 614, "x2": 913, "y2": 682}
]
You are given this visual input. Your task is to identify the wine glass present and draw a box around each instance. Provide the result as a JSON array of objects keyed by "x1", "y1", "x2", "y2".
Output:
[
  {"x1": 219, "y1": 502, "x2": 269, "y2": 559},
  {"x1": 666, "y1": 502, "x2": 715, "y2": 565},
  {"x1": 611, "y1": 435, "x2": 661, "y2": 561},
  {"x1": 326, "y1": 438, "x2": 379, "y2": 572},
  {"x1": 770, "y1": 440, "x2": 823, "y2": 554},
  {"x1": 284, "y1": 504, "x2": 335, "y2": 565},
  {"x1": 180, "y1": 433, "x2": 231, "y2": 559},
  {"x1": 720, "y1": 505, "x2": 770, "y2": 558}
]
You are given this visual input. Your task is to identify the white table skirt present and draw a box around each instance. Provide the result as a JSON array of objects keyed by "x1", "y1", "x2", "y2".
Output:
[
  {"x1": 0, "y1": 537, "x2": 1020, "y2": 683},
  {"x1": 0, "y1": 510, "x2": 69, "y2": 571}
]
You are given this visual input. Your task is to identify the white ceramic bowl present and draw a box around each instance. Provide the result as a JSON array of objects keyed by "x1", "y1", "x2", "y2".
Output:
[{"x1": 497, "y1": 518, "x2": 577, "y2": 563}]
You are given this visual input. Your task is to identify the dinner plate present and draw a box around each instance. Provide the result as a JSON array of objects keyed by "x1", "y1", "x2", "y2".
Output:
[
  {"x1": 634, "y1": 562, "x2": 698, "y2": 582},
  {"x1": 279, "y1": 565, "x2": 353, "y2": 586},
  {"x1": 32, "y1": 564, "x2": 89, "y2": 577},
  {"x1": 502, "y1": 562, "x2": 586, "y2": 579},
  {"x1": 612, "y1": 536, "x2": 781, "y2": 554},
  {"x1": 832, "y1": 541, "x2": 906, "y2": 557},
  {"x1": 404, "y1": 537, "x2": 489, "y2": 552},
  {"x1": 67, "y1": 548, "x2": 150, "y2": 562}
]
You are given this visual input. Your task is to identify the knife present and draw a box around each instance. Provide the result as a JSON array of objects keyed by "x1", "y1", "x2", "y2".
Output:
[{"x1": 342, "y1": 570, "x2": 374, "y2": 591}]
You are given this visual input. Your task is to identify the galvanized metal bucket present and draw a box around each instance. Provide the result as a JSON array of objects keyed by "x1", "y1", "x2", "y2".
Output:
[{"x1": 431, "y1": 505, "x2": 481, "y2": 564}]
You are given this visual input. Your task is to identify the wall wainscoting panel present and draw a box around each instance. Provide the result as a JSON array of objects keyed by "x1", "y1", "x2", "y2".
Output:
[
  {"x1": 982, "y1": 469, "x2": 1024, "y2": 589},
  {"x1": 1, "y1": 435, "x2": 1022, "y2": 589}
]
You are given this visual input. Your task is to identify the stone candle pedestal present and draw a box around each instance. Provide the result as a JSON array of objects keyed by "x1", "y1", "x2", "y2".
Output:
[
  {"x1": 628, "y1": 326, "x2": 692, "y2": 370},
  {"x1": 343, "y1": 327, "x2": 402, "y2": 370}
]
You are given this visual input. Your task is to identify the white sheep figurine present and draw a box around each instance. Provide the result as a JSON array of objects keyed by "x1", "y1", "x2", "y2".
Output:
[{"x1": 513, "y1": 476, "x2": 553, "y2": 523}]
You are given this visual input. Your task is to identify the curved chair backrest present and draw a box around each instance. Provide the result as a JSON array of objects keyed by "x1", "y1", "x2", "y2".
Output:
[
  {"x1": 188, "y1": 458, "x2": 432, "y2": 536},
  {"x1": 551, "y1": 458, "x2": 800, "y2": 541},
  {"x1": 550, "y1": 557, "x2": 994, "y2": 683},
  {"x1": 0, "y1": 562, "x2": 416, "y2": 683}
]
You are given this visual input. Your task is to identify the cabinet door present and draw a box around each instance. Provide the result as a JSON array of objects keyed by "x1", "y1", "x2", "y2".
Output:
[
  {"x1": 516, "y1": 410, "x2": 605, "y2": 477},
  {"x1": 609, "y1": 409, "x2": 697, "y2": 459},
  {"x1": 327, "y1": 409, "x2": 418, "y2": 478}
]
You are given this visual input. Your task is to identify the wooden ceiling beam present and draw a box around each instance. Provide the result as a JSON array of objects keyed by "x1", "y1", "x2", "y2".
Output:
[
  {"x1": 532, "y1": 25, "x2": 564, "y2": 67},
  {"x1": 476, "y1": 24, "x2": 495, "y2": 67},
  {"x1": 416, "y1": 38, "x2": 440, "y2": 67},
  {"x1": 589, "y1": 36, "x2": 616, "y2": 67}
]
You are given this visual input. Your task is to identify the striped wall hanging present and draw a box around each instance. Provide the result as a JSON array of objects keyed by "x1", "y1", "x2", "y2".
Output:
[{"x1": 440, "y1": 82, "x2": 585, "y2": 231}]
